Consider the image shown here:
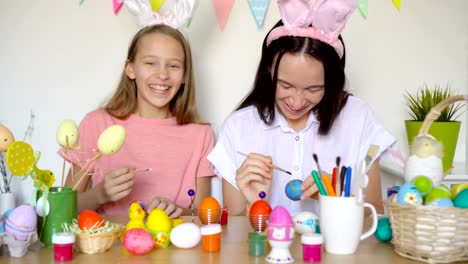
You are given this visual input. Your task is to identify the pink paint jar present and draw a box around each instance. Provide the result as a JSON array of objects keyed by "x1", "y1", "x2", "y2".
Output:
[
  {"x1": 301, "y1": 233, "x2": 323, "y2": 262},
  {"x1": 52, "y1": 232, "x2": 75, "y2": 262}
]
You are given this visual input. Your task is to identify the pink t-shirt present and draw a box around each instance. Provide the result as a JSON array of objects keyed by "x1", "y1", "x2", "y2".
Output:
[{"x1": 61, "y1": 109, "x2": 215, "y2": 215}]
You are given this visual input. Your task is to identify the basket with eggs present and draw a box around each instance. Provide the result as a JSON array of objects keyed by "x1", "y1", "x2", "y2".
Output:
[
  {"x1": 384, "y1": 95, "x2": 468, "y2": 263},
  {"x1": 62, "y1": 210, "x2": 122, "y2": 254}
]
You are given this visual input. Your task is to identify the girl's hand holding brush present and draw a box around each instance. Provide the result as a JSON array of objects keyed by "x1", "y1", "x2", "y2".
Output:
[
  {"x1": 96, "y1": 167, "x2": 135, "y2": 204},
  {"x1": 236, "y1": 152, "x2": 273, "y2": 204}
]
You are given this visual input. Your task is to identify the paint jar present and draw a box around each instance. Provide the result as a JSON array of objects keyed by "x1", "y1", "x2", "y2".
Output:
[
  {"x1": 200, "y1": 224, "x2": 222, "y2": 252},
  {"x1": 220, "y1": 206, "x2": 228, "y2": 225},
  {"x1": 301, "y1": 233, "x2": 323, "y2": 262},
  {"x1": 248, "y1": 232, "x2": 266, "y2": 256},
  {"x1": 52, "y1": 232, "x2": 75, "y2": 262}
]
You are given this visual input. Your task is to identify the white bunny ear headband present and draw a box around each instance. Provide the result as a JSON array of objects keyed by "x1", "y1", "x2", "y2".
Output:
[
  {"x1": 267, "y1": 0, "x2": 357, "y2": 58},
  {"x1": 124, "y1": 0, "x2": 197, "y2": 29}
]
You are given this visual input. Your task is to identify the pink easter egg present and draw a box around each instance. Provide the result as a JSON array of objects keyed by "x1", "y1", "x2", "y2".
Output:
[
  {"x1": 122, "y1": 228, "x2": 154, "y2": 255},
  {"x1": 5, "y1": 204, "x2": 37, "y2": 241}
]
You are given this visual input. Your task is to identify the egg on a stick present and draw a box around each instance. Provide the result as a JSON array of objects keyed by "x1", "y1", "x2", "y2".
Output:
[{"x1": 72, "y1": 125, "x2": 126, "y2": 190}]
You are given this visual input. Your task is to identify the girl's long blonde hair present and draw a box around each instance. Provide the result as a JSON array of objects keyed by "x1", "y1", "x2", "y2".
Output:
[{"x1": 105, "y1": 24, "x2": 199, "y2": 125}]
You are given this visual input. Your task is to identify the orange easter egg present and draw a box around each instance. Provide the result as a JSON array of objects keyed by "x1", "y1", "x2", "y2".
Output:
[
  {"x1": 199, "y1": 197, "x2": 221, "y2": 224},
  {"x1": 250, "y1": 200, "x2": 272, "y2": 216}
]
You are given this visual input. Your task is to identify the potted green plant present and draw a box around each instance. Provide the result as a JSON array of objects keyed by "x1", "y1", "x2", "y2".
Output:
[{"x1": 404, "y1": 84, "x2": 465, "y2": 173}]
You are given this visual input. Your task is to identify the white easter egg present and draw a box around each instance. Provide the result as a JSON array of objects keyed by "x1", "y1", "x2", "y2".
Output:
[
  {"x1": 56, "y1": 119, "x2": 79, "y2": 148},
  {"x1": 293, "y1": 211, "x2": 318, "y2": 235},
  {"x1": 170, "y1": 223, "x2": 201, "y2": 249},
  {"x1": 97, "y1": 125, "x2": 126, "y2": 155}
]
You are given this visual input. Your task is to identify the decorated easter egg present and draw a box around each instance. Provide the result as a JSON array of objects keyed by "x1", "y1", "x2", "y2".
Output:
[
  {"x1": 0, "y1": 124, "x2": 15, "y2": 152},
  {"x1": 453, "y1": 189, "x2": 468, "y2": 209},
  {"x1": 147, "y1": 208, "x2": 172, "y2": 233},
  {"x1": 293, "y1": 211, "x2": 318, "y2": 234},
  {"x1": 411, "y1": 175, "x2": 433, "y2": 196},
  {"x1": 374, "y1": 217, "x2": 392, "y2": 242},
  {"x1": 5, "y1": 141, "x2": 34, "y2": 176},
  {"x1": 425, "y1": 185, "x2": 451, "y2": 204},
  {"x1": 170, "y1": 223, "x2": 201, "y2": 249},
  {"x1": 56, "y1": 119, "x2": 79, "y2": 148},
  {"x1": 122, "y1": 228, "x2": 154, "y2": 255},
  {"x1": 200, "y1": 196, "x2": 221, "y2": 210},
  {"x1": 250, "y1": 200, "x2": 272, "y2": 215},
  {"x1": 451, "y1": 183, "x2": 468, "y2": 200},
  {"x1": 397, "y1": 183, "x2": 423, "y2": 205},
  {"x1": 78, "y1": 210, "x2": 104, "y2": 230},
  {"x1": 97, "y1": 125, "x2": 126, "y2": 155},
  {"x1": 285, "y1": 179, "x2": 303, "y2": 201},
  {"x1": 425, "y1": 198, "x2": 454, "y2": 207},
  {"x1": 5, "y1": 204, "x2": 37, "y2": 241}
]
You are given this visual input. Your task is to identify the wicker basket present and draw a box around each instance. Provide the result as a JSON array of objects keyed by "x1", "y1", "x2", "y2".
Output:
[
  {"x1": 385, "y1": 95, "x2": 468, "y2": 263},
  {"x1": 75, "y1": 223, "x2": 122, "y2": 254}
]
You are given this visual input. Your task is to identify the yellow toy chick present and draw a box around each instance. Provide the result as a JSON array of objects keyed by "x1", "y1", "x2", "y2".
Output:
[
  {"x1": 123, "y1": 201, "x2": 146, "y2": 236},
  {"x1": 405, "y1": 135, "x2": 444, "y2": 185},
  {"x1": 146, "y1": 208, "x2": 172, "y2": 248}
]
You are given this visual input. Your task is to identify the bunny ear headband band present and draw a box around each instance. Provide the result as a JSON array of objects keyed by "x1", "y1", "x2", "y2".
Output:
[
  {"x1": 267, "y1": 0, "x2": 357, "y2": 58},
  {"x1": 124, "y1": 0, "x2": 197, "y2": 29}
]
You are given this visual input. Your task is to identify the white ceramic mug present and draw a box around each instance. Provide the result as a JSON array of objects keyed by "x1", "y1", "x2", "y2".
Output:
[{"x1": 319, "y1": 195, "x2": 378, "y2": 255}]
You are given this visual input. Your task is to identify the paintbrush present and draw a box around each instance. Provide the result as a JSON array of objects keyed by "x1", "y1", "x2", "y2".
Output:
[
  {"x1": 88, "y1": 168, "x2": 152, "y2": 176},
  {"x1": 312, "y1": 153, "x2": 323, "y2": 178},
  {"x1": 332, "y1": 156, "x2": 341, "y2": 191},
  {"x1": 237, "y1": 151, "x2": 292, "y2": 175},
  {"x1": 365, "y1": 145, "x2": 379, "y2": 172}
]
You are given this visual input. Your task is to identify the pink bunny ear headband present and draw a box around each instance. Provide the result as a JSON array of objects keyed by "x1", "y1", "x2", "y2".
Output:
[
  {"x1": 124, "y1": 0, "x2": 197, "y2": 29},
  {"x1": 267, "y1": 0, "x2": 357, "y2": 58}
]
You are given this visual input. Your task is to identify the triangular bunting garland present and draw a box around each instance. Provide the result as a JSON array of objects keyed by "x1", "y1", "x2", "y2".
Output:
[
  {"x1": 357, "y1": 0, "x2": 368, "y2": 18},
  {"x1": 212, "y1": 0, "x2": 235, "y2": 31},
  {"x1": 150, "y1": 0, "x2": 165, "y2": 12},
  {"x1": 392, "y1": 0, "x2": 401, "y2": 10},
  {"x1": 247, "y1": 0, "x2": 270, "y2": 29},
  {"x1": 112, "y1": 0, "x2": 124, "y2": 15}
]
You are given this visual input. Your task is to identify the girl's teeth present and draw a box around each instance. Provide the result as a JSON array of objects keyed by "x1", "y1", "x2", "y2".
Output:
[{"x1": 149, "y1": 85, "x2": 169, "y2": 91}]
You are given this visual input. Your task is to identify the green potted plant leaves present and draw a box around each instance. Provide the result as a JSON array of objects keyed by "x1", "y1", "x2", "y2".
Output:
[{"x1": 404, "y1": 84, "x2": 465, "y2": 173}]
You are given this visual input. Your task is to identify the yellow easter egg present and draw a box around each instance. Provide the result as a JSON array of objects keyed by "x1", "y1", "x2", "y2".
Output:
[
  {"x1": 0, "y1": 124, "x2": 15, "y2": 152},
  {"x1": 146, "y1": 208, "x2": 171, "y2": 233},
  {"x1": 97, "y1": 125, "x2": 126, "y2": 155},
  {"x1": 451, "y1": 183, "x2": 468, "y2": 200},
  {"x1": 5, "y1": 141, "x2": 35, "y2": 176},
  {"x1": 56, "y1": 119, "x2": 79, "y2": 148}
]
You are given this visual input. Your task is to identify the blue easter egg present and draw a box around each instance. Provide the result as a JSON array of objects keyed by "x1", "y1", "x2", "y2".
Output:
[
  {"x1": 454, "y1": 189, "x2": 468, "y2": 209},
  {"x1": 425, "y1": 198, "x2": 454, "y2": 207},
  {"x1": 397, "y1": 183, "x2": 423, "y2": 205},
  {"x1": 285, "y1": 179, "x2": 303, "y2": 201}
]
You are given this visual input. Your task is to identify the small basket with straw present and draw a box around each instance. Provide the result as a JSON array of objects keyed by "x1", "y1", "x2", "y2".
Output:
[
  {"x1": 63, "y1": 220, "x2": 123, "y2": 254},
  {"x1": 385, "y1": 95, "x2": 468, "y2": 263}
]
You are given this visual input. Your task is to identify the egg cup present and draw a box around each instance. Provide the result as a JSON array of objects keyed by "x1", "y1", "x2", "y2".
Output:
[
  {"x1": 4, "y1": 231, "x2": 38, "y2": 258},
  {"x1": 198, "y1": 208, "x2": 221, "y2": 225},
  {"x1": 250, "y1": 214, "x2": 270, "y2": 232}
]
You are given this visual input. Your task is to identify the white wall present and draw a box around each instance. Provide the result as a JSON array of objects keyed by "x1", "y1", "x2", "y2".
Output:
[{"x1": 1, "y1": 0, "x2": 467, "y2": 205}]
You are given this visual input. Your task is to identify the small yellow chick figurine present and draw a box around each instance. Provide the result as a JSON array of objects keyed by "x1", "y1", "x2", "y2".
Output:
[
  {"x1": 123, "y1": 201, "x2": 146, "y2": 236},
  {"x1": 405, "y1": 135, "x2": 444, "y2": 185},
  {"x1": 146, "y1": 208, "x2": 172, "y2": 248}
]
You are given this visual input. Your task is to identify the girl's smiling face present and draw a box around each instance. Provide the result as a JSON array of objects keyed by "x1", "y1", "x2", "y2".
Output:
[
  {"x1": 273, "y1": 52, "x2": 325, "y2": 131},
  {"x1": 125, "y1": 32, "x2": 185, "y2": 118}
]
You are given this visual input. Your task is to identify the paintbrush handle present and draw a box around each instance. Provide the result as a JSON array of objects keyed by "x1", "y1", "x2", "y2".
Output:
[{"x1": 238, "y1": 151, "x2": 291, "y2": 175}]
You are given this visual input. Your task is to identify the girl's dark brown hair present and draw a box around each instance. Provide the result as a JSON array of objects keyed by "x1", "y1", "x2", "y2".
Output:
[{"x1": 238, "y1": 20, "x2": 350, "y2": 134}]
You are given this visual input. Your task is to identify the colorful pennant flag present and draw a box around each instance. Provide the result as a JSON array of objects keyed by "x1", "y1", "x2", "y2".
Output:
[
  {"x1": 357, "y1": 0, "x2": 368, "y2": 18},
  {"x1": 212, "y1": 0, "x2": 235, "y2": 31},
  {"x1": 112, "y1": 0, "x2": 124, "y2": 14},
  {"x1": 150, "y1": 0, "x2": 165, "y2": 12},
  {"x1": 392, "y1": 0, "x2": 401, "y2": 10},
  {"x1": 247, "y1": 0, "x2": 270, "y2": 29}
]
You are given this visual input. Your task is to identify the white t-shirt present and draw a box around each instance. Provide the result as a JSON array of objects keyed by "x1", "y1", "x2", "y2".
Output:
[{"x1": 208, "y1": 96, "x2": 396, "y2": 216}]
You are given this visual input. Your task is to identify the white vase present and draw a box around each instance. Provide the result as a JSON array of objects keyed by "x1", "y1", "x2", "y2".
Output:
[{"x1": 0, "y1": 192, "x2": 15, "y2": 216}]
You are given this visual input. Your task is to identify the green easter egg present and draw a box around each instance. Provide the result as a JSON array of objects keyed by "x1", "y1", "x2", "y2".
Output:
[
  {"x1": 374, "y1": 217, "x2": 392, "y2": 242},
  {"x1": 411, "y1": 176, "x2": 433, "y2": 196},
  {"x1": 451, "y1": 183, "x2": 468, "y2": 200},
  {"x1": 424, "y1": 186, "x2": 451, "y2": 204},
  {"x1": 453, "y1": 189, "x2": 468, "y2": 208}
]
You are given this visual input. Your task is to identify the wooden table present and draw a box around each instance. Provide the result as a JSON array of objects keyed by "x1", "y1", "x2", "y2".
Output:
[{"x1": 2, "y1": 216, "x2": 422, "y2": 264}]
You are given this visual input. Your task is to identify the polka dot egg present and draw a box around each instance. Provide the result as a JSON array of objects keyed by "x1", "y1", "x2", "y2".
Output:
[
  {"x1": 454, "y1": 189, "x2": 468, "y2": 209},
  {"x1": 397, "y1": 183, "x2": 422, "y2": 206}
]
